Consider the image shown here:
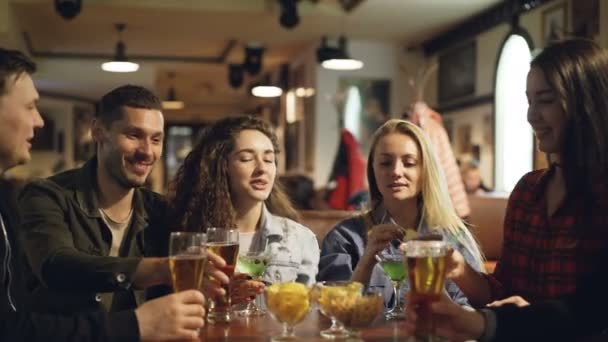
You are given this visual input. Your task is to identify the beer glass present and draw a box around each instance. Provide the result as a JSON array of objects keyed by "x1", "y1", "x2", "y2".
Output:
[
  {"x1": 402, "y1": 240, "x2": 450, "y2": 341},
  {"x1": 168, "y1": 232, "x2": 207, "y2": 293},
  {"x1": 206, "y1": 228, "x2": 239, "y2": 323}
]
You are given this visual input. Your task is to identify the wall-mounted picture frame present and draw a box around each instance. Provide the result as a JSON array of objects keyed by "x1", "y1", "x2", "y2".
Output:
[
  {"x1": 337, "y1": 77, "x2": 391, "y2": 155},
  {"x1": 542, "y1": 2, "x2": 567, "y2": 47},
  {"x1": 438, "y1": 40, "x2": 476, "y2": 106},
  {"x1": 571, "y1": 0, "x2": 599, "y2": 38}
]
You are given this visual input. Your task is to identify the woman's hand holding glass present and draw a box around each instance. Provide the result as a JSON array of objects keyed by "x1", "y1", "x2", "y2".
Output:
[
  {"x1": 231, "y1": 274, "x2": 265, "y2": 304},
  {"x1": 404, "y1": 292, "x2": 485, "y2": 341},
  {"x1": 444, "y1": 248, "x2": 467, "y2": 280}
]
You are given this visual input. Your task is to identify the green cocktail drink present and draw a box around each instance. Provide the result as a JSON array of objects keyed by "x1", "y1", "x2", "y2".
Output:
[
  {"x1": 237, "y1": 254, "x2": 269, "y2": 278},
  {"x1": 381, "y1": 260, "x2": 407, "y2": 282}
]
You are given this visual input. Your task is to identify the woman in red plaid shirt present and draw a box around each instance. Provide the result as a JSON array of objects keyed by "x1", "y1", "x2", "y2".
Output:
[{"x1": 446, "y1": 38, "x2": 608, "y2": 312}]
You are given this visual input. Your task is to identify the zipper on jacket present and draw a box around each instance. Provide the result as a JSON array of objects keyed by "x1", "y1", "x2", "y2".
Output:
[{"x1": 0, "y1": 213, "x2": 16, "y2": 311}]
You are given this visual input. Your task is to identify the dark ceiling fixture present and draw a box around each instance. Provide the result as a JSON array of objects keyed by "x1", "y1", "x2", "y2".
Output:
[
  {"x1": 228, "y1": 63, "x2": 244, "y2": 89},
  {"x1": 279, "y1": 0, "x2": 300, "y2": 29},
  {"x1": 54, "y1": 0, "x2": 82, "y2": 20},
  {"x1": 244, "y1": 44, "x2": 265, "y2": 76}
]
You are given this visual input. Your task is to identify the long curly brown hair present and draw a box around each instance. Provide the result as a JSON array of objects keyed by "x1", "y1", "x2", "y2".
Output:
[{"x1": 167, "y1": 116, "x2": 299, "y2": 232}]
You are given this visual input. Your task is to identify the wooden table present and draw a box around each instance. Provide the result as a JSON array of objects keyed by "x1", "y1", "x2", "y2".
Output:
[{"x1": 201, "y1": 309, "x2": 410, "y2": 341}]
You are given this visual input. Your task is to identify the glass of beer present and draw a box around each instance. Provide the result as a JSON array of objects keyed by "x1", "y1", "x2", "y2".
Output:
[
  {"x1": 402, "y1": 240, "x2": 450, "y2": 341},
  {"x1": 168, "y1": 232, "x2": 207, "y2": 293},
  {"x1": 206, "y1": 227, "x2": 239, "y2": 324}
]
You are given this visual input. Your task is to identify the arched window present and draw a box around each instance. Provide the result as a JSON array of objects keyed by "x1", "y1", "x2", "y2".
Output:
[{"x1": 494, "y1": 33, "x2": 533, "y2": 192}]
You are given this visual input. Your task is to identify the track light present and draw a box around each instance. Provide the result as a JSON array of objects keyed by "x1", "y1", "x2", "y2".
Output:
[
  {"x1": 279, "y1": 0, "x2": 300, "y2": 29},
  {"x1": 101, "y1": 23, "x2": 139, "y2": 73},
  {"x1": 228, "y1": 64, "x2": 244, "y2": 89},
  {"x1": 244, "y1": 44, "x2": 265, "y2": 76},
  {"x1": 55, "y1": 0, "x2": 82, "y2": 20}
]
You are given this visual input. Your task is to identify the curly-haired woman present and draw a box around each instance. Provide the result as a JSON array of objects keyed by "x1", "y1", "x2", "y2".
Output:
[{"x1": 167, "y1": 116, "x2": 319, "y2": 305}]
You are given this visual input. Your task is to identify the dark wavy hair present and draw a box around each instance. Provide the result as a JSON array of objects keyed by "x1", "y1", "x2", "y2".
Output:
[
  {"x1": 531, "y1": 38, "x2": 608, "y2": 194},
  {"x1": 167, "y1": 116, "x2": 299, "y2": 232}
]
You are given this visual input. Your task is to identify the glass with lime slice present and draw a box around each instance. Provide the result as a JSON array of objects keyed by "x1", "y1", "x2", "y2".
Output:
[{"x1": 236, "y1": 251, "x2": 270, "y2": 316}]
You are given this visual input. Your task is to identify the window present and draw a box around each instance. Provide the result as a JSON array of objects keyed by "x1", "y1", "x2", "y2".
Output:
[{"x1": 494, "y1": 34, "x2": 533, "y2": 192}]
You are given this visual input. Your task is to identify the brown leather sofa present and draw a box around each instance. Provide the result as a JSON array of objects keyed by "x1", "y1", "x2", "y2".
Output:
[{"x1": 299, "y1": 194, "x2": 509, "y2": 273}]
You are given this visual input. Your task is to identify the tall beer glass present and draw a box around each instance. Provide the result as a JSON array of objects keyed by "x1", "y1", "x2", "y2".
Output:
[
  {"x1": 402, "y1": 240, "x2": 450, "y2": 341},
  {"x1": 206, "y1": 228, "x2": 239, "y2": 323},
  {"x1": 169, "y1": 232, "x2": 207, "y2": 293}
]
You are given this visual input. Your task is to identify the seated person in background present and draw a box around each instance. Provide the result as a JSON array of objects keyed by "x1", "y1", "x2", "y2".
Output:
[
  {"x1": 18, "y1": 85, "x2": 176, "y2": 314},
  {"x1": 168, "y1": 116, "x2": 320, "y2": 303},
  {"x1": 460, "y1": 159, "x2": 491, "y2": 195},
  {"x1": 318, "y1": 119, "x2": 484, "y2": 309},
  {"x1": 447, "y1": 38, "x2": 608, "y2": 309},
  {"x1": 0, "y1": 47, "x2": 228, "y2": 341},
  {"x1": 278, "y1": 174, "x2": 315, "y2": 210},
  {"x1": 406, "y1": 102, "x2": 471, "y2": 219}
]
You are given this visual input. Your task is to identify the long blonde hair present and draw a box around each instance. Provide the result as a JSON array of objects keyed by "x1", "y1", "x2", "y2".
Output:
[{"x1": 367, "y1": 119, "x2": 484, "y2": 270}]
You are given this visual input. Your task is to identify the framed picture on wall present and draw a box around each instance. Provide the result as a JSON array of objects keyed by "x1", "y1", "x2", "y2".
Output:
[
  {"x1": 572, "y1": 0, "x2": 599, "y2": 38},
  {"x1": 542, "y1": 2, "x2": 567, "y2": 47},
  {"x1": 337, "y1": 77, "x2": 391, "y2": 155},
  {"x1": 438, "y1": 40, "x2": 476, "y2": 106}
]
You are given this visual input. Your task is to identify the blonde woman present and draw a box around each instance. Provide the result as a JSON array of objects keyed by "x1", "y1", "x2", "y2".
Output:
[{"x1": 318, "y1": 119, "x2": 484, "y2": 309}]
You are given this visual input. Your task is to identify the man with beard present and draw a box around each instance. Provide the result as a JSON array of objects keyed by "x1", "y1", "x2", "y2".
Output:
[
  {"x1": 0, "y1": 47, "x2": 230, "y2": 341},
  {"x1": 18, "y1": 84, "x2": 177, "y2": 314}
]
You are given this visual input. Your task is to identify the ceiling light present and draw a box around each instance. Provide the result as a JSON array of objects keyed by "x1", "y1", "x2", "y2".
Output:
[
  {"x1": 228, "y1": 64, "x2": 244, "y2": 88},
  {"x1": 252, "y1": 85, "x2": 283, "y2": 98},
  {"x1": 295, "y1": 87, "x2": 315, "y2": 97},
  {"x1": 101, "y1": 23, "x2": 139, "y2": 73},
  {"x1": 162, "y1": 72, "x2": 184, "y2": 110},
  {"x1": 317, "y1": 35, "x2": 363, "y2": 71},
  {"x1": 322, "y1": 58, "x2": 363, "y2": 70},
  {"x1": 244, "y1": 44, "x2": 265, "y2": 76},
  {"x1": 55, "y1": 0, "x2": 82, "y2": 20},
  {"x1": 279, "y1": 0, "x2": 299, "y2": 29},
  {"x1": 252, "y1": 74, "x2": 282, "y2": 98}
]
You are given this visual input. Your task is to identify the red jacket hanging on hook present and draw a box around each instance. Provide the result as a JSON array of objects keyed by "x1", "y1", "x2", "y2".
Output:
[{"x1": 326, "y1": 129, "x2": 367, "y2": 210}]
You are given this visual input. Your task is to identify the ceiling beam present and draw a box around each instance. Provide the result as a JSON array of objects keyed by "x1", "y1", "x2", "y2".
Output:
[
  {"x1": 339, "y1": 0, "x2": 365, "y2": 13},
  {"x1": 23, "y1": 32, "x2": 237, "y2": 64}
]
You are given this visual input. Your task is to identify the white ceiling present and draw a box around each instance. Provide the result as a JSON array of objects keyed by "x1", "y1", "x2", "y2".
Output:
[{"x1": 9, "y1": 0, "x2": 501, "y2": 117}]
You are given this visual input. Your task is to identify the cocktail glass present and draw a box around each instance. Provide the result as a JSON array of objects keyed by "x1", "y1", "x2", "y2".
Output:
[
  {"x1": 376, "y1": 249, "x2": 407, "y2": 320},
  {"x1": 236, "y1": 251, "x2": 270, "y2": 316}
]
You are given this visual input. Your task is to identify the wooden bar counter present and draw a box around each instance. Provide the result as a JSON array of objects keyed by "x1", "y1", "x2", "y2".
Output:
[{"x1": 201, "y1": 309, "x2": 410, "y2": 341}]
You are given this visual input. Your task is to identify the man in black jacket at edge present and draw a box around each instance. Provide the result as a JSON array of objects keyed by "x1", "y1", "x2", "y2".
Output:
[{"x1": 0, "y1": 48, "x2": 228, "y2": 341}]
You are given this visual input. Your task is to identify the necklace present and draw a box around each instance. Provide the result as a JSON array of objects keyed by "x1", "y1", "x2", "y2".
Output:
[{"x1": 99, "y1": 207, "x2": 133, "y2": 225}]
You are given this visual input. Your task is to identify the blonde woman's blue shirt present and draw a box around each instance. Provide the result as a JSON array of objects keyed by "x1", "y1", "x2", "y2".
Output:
[{"x1": 318, "y1": 205, "x2": 483, "y2": 308}]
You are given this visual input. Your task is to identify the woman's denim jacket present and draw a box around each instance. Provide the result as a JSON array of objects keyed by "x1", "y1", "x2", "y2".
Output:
[{"x1": 244, "y1": 205, "x2": 320, "y2": 286}]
